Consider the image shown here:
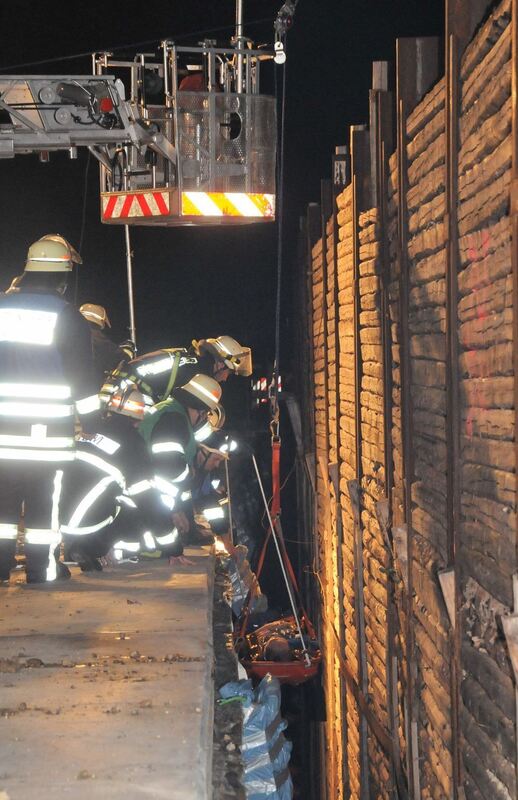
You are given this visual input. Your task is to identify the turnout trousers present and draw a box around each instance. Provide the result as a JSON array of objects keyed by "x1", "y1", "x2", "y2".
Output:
[
  {"x1": 71, "y1": 502, "x2": 183, "y2": 562},
  {"x1": 0, "y1": 463, "x2": 63, "y2": 582}
]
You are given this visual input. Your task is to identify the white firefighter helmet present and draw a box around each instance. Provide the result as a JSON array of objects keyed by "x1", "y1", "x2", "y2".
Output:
[
  {"x1": 194, "y1": 403, "x2": 226, "y2": 442},
  {"x1": 80, "y1": 303, "x2": 111, "y2": 329},
  {"x1": 193, "y1": 336, "x2": 252, "y2": 377},
  {"x1": 175, "y1": 373, "x2": 222, "y2": 411},
  {"x1": 25, "y1": 234, "x2": 82, "y2": 272},
  {"x1": 107, "y1": 385, "x2": 150, "y2": 421}
]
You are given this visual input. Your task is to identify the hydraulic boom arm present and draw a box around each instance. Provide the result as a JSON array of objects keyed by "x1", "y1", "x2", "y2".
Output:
[{"x1": 0, "y1": 75, "x2": 176, "y2": 165}]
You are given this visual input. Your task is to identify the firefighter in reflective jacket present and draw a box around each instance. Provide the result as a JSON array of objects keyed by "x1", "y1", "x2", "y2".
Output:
[
  {"x1": 61, "y1": 385, "x2": 183, "y2": 568},
  {"x1": 79, "y1": 303, "x2": 135, "y2": 387},
  {"x1": 139, "y1": 374, "x2": 222, "y2": 545},
  {"x1": 0, "y1": 235, "x2": 99, "y2": 584},
  {"x1": 192, "y1": 434, "x2": 238, "y2": 539},
  {"x1": 101, "y1": 335, "x2": 252, "y2": 406}
]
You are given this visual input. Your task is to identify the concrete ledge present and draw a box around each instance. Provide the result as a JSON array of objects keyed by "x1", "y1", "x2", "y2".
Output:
[{"x1": 0, "y1": 548, "x2": 214, "y2": 800}]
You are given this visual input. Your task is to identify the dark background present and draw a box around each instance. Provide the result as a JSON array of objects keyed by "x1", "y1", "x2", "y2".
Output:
[{"x1": 0, "y1": 0, "x2": 445, "y2": 368}]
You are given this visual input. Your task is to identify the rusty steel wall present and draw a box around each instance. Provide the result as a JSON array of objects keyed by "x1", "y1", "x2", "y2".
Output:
[
  {"x1": 387, "y1": 147, "x2": 409, "y2": 791},
  {"x1": 302, "y1": 0, "x2": 518, "y2": 797},
  {"x1": 457, "y1": 1, "x2": 517, "y2": 798},
  {"x1": 310, "y1": 221, "x2": 346, "y2": 800},
  {"x1": 358, "y1": 207, "x2": 392, "y2": 797},
  {"x1": 337, "y1": 185, "x2": 362, "y2": 800},
  {"x1": 405, "y1": 75, "x2": 455, "y2": 799}
]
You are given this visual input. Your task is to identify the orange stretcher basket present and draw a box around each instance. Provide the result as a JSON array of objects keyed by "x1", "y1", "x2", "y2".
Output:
[
  {"x1": 234, "y1": 517, "x2": 322, "y2": 686},
  {"x1": 239, "y1": 614, "x2": 322, "y2": 685}
]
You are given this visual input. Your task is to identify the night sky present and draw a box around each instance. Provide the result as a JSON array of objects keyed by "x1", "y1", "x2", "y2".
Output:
[{"x1": 0, "y1": 0, "x2": 445, "y2": 367}]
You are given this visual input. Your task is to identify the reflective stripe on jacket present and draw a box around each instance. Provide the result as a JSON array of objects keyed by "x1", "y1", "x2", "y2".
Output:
[
  {"x1": 139, "y1": 398, "x2": 197, "y2": 504},
  {"x1": 101, "y1": 348, "x2": 199, "y2": 404},
  {"x1": 0, "y1": 290, "x2": 97, "y2": 461}
]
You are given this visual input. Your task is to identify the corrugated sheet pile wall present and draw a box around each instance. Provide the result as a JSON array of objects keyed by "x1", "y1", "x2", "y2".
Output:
[{"x1": 303, "y1": 0, "x2": 518, "y2": 796}]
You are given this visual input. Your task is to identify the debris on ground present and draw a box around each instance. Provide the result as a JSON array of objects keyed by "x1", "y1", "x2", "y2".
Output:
[
  {"x1": 212, "y1": 557, "x2": 245, "y2": 800},
  {"x1": 76, "y1": 770, "x2": 95, "y2": 780}
]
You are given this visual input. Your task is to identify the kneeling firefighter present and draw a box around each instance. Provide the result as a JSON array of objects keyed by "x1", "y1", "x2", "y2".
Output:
[
  {"x1": 61, "y1": 385, "x2": 182, "y2": 569},
  {"x1": 0, "y1": 235, "x2": 98, "y2": 584},
  {"x1": 139, "y1": 373, "x2": 223, "y2": 546}
]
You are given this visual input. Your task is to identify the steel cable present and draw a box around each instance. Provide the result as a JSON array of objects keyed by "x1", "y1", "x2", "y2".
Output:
[{"x1": 0, "y1": 17, "x2": 273, "y2": 72}]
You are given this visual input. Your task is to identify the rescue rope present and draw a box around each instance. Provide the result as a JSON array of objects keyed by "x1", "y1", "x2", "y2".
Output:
[
  {"x1": 269, "y1": 40, "x2": 288, "y2": 519},
  {"x1": 252, "y1": 455, "x2": 310, "y2": 665},
  {"x1": 75, "y1": 150, "x2": 91, "y2": 305},
  {"x1": 272, "y1": 59, "x2": 287, "y2": 415}
]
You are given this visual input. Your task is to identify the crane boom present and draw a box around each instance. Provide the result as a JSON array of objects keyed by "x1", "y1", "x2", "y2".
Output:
[{"x1": 0, "y1": 75, "x2": 175, "y2": 164}]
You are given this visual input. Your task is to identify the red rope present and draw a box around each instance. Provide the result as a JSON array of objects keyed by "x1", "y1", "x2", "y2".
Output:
[{"x1": 271, "y1": 438, "x2": 282, "y2": 517}]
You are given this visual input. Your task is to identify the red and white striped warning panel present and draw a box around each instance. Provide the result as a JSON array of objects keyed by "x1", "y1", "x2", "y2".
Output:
[
  {"x1": 102, "y1": 190, "x2": 170, "y2": 220},
  {"x1": 181, "y1": 192, "x2": 275, "y2": 218}
]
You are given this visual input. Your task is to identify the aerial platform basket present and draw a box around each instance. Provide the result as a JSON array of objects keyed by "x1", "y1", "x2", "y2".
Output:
[
  {"x1": 0, "y1": 1, "x2": 279, "y2": 229},
  {"x1": 96, "y1": 41, "x2": 277, "y2": 227}
]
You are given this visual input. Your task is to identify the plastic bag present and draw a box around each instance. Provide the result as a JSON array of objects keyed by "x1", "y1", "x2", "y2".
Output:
[{"x1": 219, "y1": 674, "x2": 293, "y2": 799}]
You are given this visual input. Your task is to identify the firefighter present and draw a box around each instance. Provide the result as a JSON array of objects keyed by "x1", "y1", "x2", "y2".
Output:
[
  {"x1": 101, "y1": 335, "x2": 252, "y2": 406},
  {"x1": 61, "y1": 384, "x2": 183, "y2": 569},
  {"x1": 192, "y1": 433, "x2": 238, "y2": 540},
  {"x1": 191, "y1": 336, "x2": 252, "y2": 383},
  {"x1": 139, "y1": 373, "x2": 223, "y2": 546},
  {"x1": 0, "y1": 234, "x2": 99, "y2": 584},
  {"x1": 79, "y1": 303, "x2": 135, "y2": 386}
]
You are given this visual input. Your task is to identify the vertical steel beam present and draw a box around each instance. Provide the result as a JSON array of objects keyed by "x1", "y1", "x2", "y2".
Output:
[
  {"x1": 350, "y1": 123, "x2": 372, "y2": 800},
  {"x1": 319, "y1": 177, "x2": 336, "y2": 800},
  {"x1": 321, "y1": 179, "x2": 333, "y2": 466},
  {"x1": 445, "y1": 2, "x2": 488, "y2": 796},
  {"x1": 370, "y1": 66, "x2": 408, "y2": 798},
  {"x1": 295, "y1": 214, "x2": 321, "y2": 800},
  {"x1": 510, "y1": 0, "x2": 518, "y2": 789},
  {"x1": 331, "y1": 146, "x2": 351, "y2": 800},
  {"x1": 395, "y1": 36, "x2": 441, "y2": 799},
  {"x1": 307, "y1": 202, "x2": 322, "y2": 585},
  {"x1": 444, "y1": 26, "x2": 462, "y2": 797},
  {"x1": 305, "y1": 200, "x2": 327, "y2": 800}
]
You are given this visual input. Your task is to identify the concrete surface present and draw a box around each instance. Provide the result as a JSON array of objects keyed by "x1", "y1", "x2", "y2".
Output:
[{"x1": 0, "y1": 548, "x2": 214, "y2": 800}]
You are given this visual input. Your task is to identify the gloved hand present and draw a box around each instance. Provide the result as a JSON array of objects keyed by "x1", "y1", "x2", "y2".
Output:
[
  {"x1": 196, "y1": 444, "x2": 228, "y2": 472},
  {"x1": 119, "y1": 339, "x2": 136, "y2": 360}
]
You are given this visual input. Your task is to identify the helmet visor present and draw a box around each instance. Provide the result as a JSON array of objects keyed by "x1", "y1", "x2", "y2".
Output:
[{"x1": 225, "y1": 347, "x2": 252, "y2": 376}]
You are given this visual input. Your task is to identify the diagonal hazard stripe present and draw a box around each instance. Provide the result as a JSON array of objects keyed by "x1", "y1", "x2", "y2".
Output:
[
  {"x1": 218, "y1": 194, "x2": 242, "y2": 216},
  {"x1": 103, "y1": 194, "x2": 118, "y2": 220},
  {"x1": 120, "y1": 193, "x2": 134, "y2": 218},
  {"x1": 103, "y1": 191, "x2": 171, "y2": 219},
  {"x1": 182, "y1": 194, "x2": 202, "y2": 216},
  {"x1": 136, "y1": 194, "x2": 153, "y2": 217},
  {"x1": 222, "y1": 193, "x2": 262, "y2": 216},
  {"x1": 183, "y1": 192, "x2": 223, "y2": 216},
  {"x1": 153, "y1": 191, "x2": 169, "y2": 215},
  {"x1": 250, "y1": 193, "x2": 275, "y2": 217}
]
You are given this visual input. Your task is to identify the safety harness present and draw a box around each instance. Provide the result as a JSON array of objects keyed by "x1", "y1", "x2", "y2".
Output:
[{"x1": 105, "y1": 349, "x2": 184, "y2": 403}]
